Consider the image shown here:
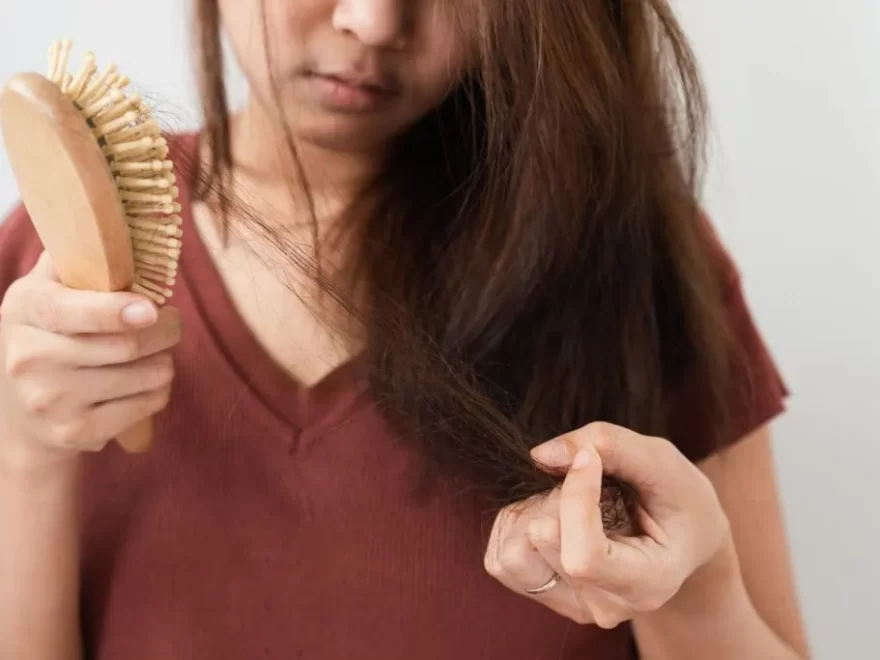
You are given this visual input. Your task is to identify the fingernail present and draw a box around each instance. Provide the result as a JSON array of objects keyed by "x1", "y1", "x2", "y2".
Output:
[
  {"x1": 122, "y1": 301, "x2": 157, "y2": 327},
  {"x1": 531, "y1": 440, "x2": 570, "y2": 467},
  {"x1": 572, "y1": 449, "x2": 592, "y2": 470}
]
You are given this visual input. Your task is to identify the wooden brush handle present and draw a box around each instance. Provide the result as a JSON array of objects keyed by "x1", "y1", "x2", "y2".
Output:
[{"x1": 117, "y1": 417, "x2": 154, "y2": 454}]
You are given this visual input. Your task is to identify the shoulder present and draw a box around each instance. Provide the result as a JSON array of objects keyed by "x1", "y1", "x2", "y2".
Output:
[
  {"x1": 692, "y1": 209, "x2": 741, "y2": 297},
  {"x1": 0, "y1": 202, "x2": 43, "y2": 292},
  {"x1": 667, "y1": 212, "x2": 789, "y2": 464}
]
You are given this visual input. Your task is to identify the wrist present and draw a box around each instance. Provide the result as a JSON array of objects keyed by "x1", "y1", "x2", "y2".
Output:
[
  {"x1": 0, "y1": 433, "x2": 81, "y2": 486},
  {"x1": 648, "y1": 535, "x2": 753, "y2": 626}
]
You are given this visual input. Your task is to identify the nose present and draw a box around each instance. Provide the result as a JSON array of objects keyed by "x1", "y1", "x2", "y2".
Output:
[{"x1": 332, "y1": 0, "x2": 408, "y2": 48}]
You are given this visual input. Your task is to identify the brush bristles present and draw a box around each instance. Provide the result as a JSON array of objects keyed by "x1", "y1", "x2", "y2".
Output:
[{"x1": 48, "y1": 40, "x2": 181, "y2": 306}]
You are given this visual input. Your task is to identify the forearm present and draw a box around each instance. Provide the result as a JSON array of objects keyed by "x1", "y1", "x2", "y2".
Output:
[
  {"x1": 0, "y1": 451, "x2": 83, "y2": 660},
  {"x1": 632, "y1": 541, "x2": 808, "y2": 660}
]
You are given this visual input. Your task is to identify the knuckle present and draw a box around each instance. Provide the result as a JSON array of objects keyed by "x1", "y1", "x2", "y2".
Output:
[
  {"x1": 497, "y1": 538, "x2": 533, "y2": 574},
  {"x1": 570, "y1": 609, "x2": 595, "y2": 626},
  {"x1": 150, "y1": 385, "x2": 173, "y2": 413},
  {"x1": 117, "y1": 334, "x2": 145, "y2": 362},
  {"x1": 587, "y1": 421, "x2": 613, "y2": 440},
  {"x1": 49, "y1": 421, "x2": 87, "y2": 449},
  {"x1": 592, "y1": 611, "x2": 623, "y2": 630},
  {"x1": 560, "y1": 550, "x2": 596, "y2": 580},
  {"x1": 4, "y1": 344, "x2": 36, "y2": 379},
  {"x1": 654, "y1": 435, "x2": 682, "y2": 462},
  {"x1": 21, "y1": 384, "x2": 60, "y2": 415},
  {"x1": 84, "y1": 435, "x2": 111, "y2": 453},
  {"x1": 156, "y1": 351, "x2": 174, "y2": 370},
  {"x1": 153, "y1": 353, "x2": 175, "y2": 383},
  {"x1": 483, "y1": 552, "x2": 501, "y2": 577},
  {"x1": 581, "y1": 421, "x2": 616, "y2": 455},
  {"x1": 527, "y1": 517, "x2": 558, "y2": 547},
  {"x1": 586, "y1": 421, "x2": 616, "y2": 439}
]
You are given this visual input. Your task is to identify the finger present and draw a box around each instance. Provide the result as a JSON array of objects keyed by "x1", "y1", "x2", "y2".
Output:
[
  {"x1": 486, "y1": 499, "x2": 560, "y2": 595},
  {"x1": 74, "y1": 308, "x2": 181, "y2": 366},
  {"x1": 558, "y1": 447, "x2": 648, "y2": 589},
  {"x1": 487, "y1": 496, "x2": 607, "y2": 626},
  {"x1": 558, "y1": 447, "x2": 609, "y2": 578},
  {"x1": 525, "y1": 490, "x2": 564, "y2": 575},
  {"x1": 533, "y1": 422, "x2": 676, "y2": 496},
  {"x1": 503, "y1": 507, "x2": 605, "y2": 625},
  {"x1": 4, "y1": 279, "x2": 159, "y2": 335},
  {"x1": 5, "y1": 307, "x2": 181, "y2": 369},
  {"x1": 13, "y1": 351, "x2": 175, "y2": 421},
  {"x1": 80, "y1": 386, "x2": 172, "y2": 451},
  {"x1": 521, "y1": 499, "x2": 637, "y2": 629},
  {"x1": 527, "y1": 511, "x2": 564, "y2": 576},
  {"x1": 40, "y1": 383, "x2": 171, "y2": 452},
  {"x1": 77, "y1": 352, "x2": 175, "y2": 405}
]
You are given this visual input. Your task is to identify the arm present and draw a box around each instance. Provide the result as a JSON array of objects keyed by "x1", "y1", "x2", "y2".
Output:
[
  {"x1": 632, "y1": 424, "x2": 811, "y2": 659},
  {"x1": 0, "y1": 239, "x2": 178, "y2": 660},
  {"x1": 0, "y1": 450, "x2": 83, "y2": 660}
]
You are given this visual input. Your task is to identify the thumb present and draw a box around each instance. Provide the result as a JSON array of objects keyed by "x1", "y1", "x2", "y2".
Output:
[{"x1": 532, "y1": 422, "x2": 672, "y2": 497}]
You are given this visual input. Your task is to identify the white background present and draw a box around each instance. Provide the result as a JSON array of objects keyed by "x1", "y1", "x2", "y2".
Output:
[{"x1": 1, "y1": 1, "x2": 877, "y2": 657}]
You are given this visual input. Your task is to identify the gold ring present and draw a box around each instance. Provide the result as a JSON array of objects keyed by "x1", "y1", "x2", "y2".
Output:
[{"x1": 525, "y1": 572, "x2": 561, "y2": 595}]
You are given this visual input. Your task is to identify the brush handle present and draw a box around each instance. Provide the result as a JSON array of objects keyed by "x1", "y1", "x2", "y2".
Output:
[{"x1": 116, "y1": 417, "x2": 154, "y2": 454}]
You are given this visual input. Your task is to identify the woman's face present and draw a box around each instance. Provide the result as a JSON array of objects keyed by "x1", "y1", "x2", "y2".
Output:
[{"x1": 219, "y1": 0, "x2": 474, "y2": 153}]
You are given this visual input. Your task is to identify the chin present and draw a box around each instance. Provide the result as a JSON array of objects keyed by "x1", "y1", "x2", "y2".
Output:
[{"x1": 288, "y1": 112, "x2": 404, "y2": 155}]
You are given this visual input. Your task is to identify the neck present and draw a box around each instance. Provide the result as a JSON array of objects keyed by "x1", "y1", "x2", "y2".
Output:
[
  {"x1": 200, "y1": 99, "x2": 374, "y2": 298},
  {"x1": 226, "y1": 100, "x2": 383, "y2": 226}
]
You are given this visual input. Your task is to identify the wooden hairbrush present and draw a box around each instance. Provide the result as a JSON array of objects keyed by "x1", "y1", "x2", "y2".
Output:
[{"x1": 0, "y1": 40, "x2": 182, "y2": 454}]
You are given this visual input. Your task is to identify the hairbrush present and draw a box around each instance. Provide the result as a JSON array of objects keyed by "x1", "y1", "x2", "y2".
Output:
[{"x1": 0, "y1": 40, "x2": 182, "y2": 453}]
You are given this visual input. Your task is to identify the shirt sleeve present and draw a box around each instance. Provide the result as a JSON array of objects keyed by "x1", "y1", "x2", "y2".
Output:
[
  {"x1": 666, "y1": 229, "x2": 789, "y2": 464},
  {"x1": 0, "y1": 203, "x2": 44, "y2": 296}
]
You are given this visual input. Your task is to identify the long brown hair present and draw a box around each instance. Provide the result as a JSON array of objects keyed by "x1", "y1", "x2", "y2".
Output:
[{"x1": 190, "y1": 0, "x2": 733, "y2": 524}]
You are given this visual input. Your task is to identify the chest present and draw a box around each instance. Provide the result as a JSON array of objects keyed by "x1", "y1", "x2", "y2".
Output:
[
  {"x1": 75, "y1": 208, "x2": 635, "y2": 659},
  {"x1": 191, "y1": 202, "x2": 354, "y2": 388},
  {"x1": 77, "y1": 404, "x2": 633, "y2": 660}
]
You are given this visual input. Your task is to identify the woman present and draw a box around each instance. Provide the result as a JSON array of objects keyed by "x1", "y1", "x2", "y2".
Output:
[{"x1": 0, "y1": 0, "x2": 810, "y2": 658}]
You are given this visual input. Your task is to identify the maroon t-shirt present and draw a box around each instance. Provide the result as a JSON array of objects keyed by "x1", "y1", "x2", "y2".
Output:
[{"x1": 0, "y1": 133, "x2": 787, "y2": 659}]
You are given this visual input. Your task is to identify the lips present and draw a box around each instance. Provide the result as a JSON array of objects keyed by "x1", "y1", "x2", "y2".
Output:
[
  {"x1": 301, "y1": 70, "x2": 398, "y2": 112},
  {"x1": 316, "y1": 72, "x2": 395, "y2": 95}
]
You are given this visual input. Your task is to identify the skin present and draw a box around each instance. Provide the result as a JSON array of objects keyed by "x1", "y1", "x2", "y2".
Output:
[
  {"x1": 486, "y1": 424, "x2": 811, "y2": 658},
  {"x1": 218, "y1": 0, "x2": 472, "y2": 205},
  {"x1": 0, "y1": 256, "x2": 181, "y2": 660},
  {"x1": 0, "y1": 1, "x2": 810, "y2": 658}
]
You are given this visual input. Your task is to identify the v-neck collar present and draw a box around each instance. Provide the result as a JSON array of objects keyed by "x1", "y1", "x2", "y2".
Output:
[{"x1": 172, "y1": 133, "x2": 369, "y2": 431}]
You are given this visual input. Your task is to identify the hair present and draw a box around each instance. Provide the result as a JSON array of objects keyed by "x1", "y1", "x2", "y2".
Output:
[{"x1": 189, "y1": 0, "x2": 735, "y2": 526}]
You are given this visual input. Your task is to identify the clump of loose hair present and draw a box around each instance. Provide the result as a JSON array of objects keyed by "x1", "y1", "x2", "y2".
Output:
[{"x1": 187, "y1": 0, "x2": 734, "y2": 529}]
